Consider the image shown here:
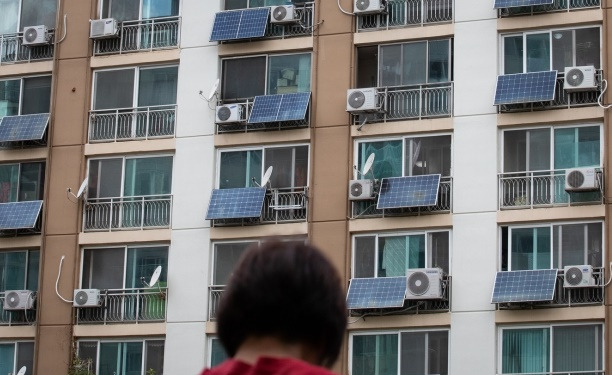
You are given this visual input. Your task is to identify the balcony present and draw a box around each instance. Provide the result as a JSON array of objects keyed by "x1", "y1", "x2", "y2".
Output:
[
  {"x1": 83, "y1": 195, "x2": 172, "y2": 231},
  {"x1": 216, "y1": 100, "x2": 310, "y2": 134},
  {"x1": 93, "y1": 17, "x2": 180, "y2": 55},
  {"x1": 264, "y1": 2, "x2": 314, "y2": 39},
  {"x1": 351, "y1": 177, "x2": 451, "y2": 218},
  {"x1": 0, "y1": 31, "x2": 54, "y2": 64},
  {"x1": 499, "y1": 0, "x2": 600, "y2": 17},
  {"x1": 208, "y1": 285, "x2": 223, "y2": 320},
  {"x1": 75, "y1": 287, "x2": 167, "y2": 324},
  {"x1": 0, "y1": 292, "x2": 36, "y2": 326},
  {"x1": 88, "y1": 105, "x2": 176, "y2": 143},
  {"x1": 357, "y1": 0, "x2": 452, "y2": 32},
  {"x1": 498, "y1": 170, "x2": 603, "y2": 209}
]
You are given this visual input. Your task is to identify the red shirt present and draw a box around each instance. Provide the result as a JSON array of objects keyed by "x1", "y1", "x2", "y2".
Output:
[{"x1": 201, "y1": 357, "x2": 338, "y2": 375}]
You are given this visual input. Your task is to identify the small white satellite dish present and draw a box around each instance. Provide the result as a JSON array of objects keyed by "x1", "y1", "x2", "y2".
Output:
[
  {"x1": 17, "y1": 366, "x2": 26, "y2": 375},
  {"x1": 362, "y1": 153, "x2": 375, "y2": 176},
  {"x1": 261, "y1": 166, "x2": 273, "y2": 187},
  {"x1": 148, "y1": 266, "x2": 162, "y2": 287},
  {"x1": 207, "y1": 78, "x2": 220, "y2": 101},
  {"x1": 76, "y1": 178, "x2": 88, "y2": 198}
]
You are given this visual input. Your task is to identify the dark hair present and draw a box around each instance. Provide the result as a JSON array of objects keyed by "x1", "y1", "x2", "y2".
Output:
[{"x1": 217, "y1": 240, "x2": 347, "y2": 367}]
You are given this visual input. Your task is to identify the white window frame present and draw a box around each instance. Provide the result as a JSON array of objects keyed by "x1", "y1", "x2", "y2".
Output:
[
  {"x1": 0, "y1": 249, "x2": 38, "y2": 291},
  {"x1": 98, "y1": 0, "x2": 181, "y2": 20},
  {"x1": 0, "y1": 75, "x2": 52, "y2": 117},
  {"x1": 77, "y1": 338, "x2": 164, "y2": 375},
  {"x1": 0, "y1": 341, "x2": 34, "y2": 375},
  {"x1": 0, "y1": 161, "x2": 45, "y2": 203}
]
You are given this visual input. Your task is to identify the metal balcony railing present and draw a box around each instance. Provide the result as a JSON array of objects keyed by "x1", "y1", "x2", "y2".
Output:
[
  {"x1": 93, "y1": 17, "x2": 180, "y2": 55},
  {"x1": 211, "y1": 187, "x2": 308, "y2": 226},
  {"x1": 264, "y1": 2, "x2": 314, "y2": 39},
  {"x1": 357, "y1": 0, "x2": 453, "y2": 31},
  {"x1": 88, "y1": 105, "x2": 176, "y2": 142},
  {"x1": 351, "y1": 177, "x2": 452, "y2": 218},
  {"x1": 76, "y1": 287, "x2": 167, "y2": 324},
  {"x1": 83, "y1": 195, "x2": 172, "y2": 231},
  {"x1": 0, "y1": 31, "x2": 54, "y2": 64},
  {"x1": 0, "y1": 292, "x2": 36, "y2": 326},
  {"x1": 208, "y1": 285, "x2": 224, "y2": 320},
  {"x1": 498, "y1": 169, "x2": 604, "y2": 209},
  {"x1": 499, "y1": 0, "x2": 600, "y2": 16},
  {"x1": 350, "y1": 83, "x2": 453, "y2": 125}
]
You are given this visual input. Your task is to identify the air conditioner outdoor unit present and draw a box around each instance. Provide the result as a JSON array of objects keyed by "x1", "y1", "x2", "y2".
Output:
[
  {"x1": 215, "y1": 103, "x2": 246, "y2": 124},
  {"x1": 90, "y1": 18, "x2": 119, "y2": 39},
  {"x1": 22, "y1": 25, "x2": 50, "y2": 46},
  {"x1": 564, "y1": 265, "x2": 596, "y2": 288},
  {"x1": 3, "y1": 290, "x2": 35, "y2": 310},
  {"x1": 564, "y1": 66, "x2": 597, "y2": 91},
  {"x1": 73, "y1": 289, "x2": 102, "y2": 307},
  {"x1": 354, "y1": 0, "x2": 386, "y2": 14},
  {"x1": 406, "y1": 268, "x2": 444, "y2": 300},
  {"x1": 346, "y1": 88, "x2": 379, "y2": 112},
  {"x1": 564, "y1": 167, "x2": 598, "y2": 192},
  {"x1": 270, "y1": 5, "x2": 298, "y2": 24},
  {"x1": 349, "y1": 179, "x2": 374, "y2": 200}
]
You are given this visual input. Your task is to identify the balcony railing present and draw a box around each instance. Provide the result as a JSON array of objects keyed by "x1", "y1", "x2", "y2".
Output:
[
  {"x1": 499, "y1": 0, "x2": 600, "y2": 17},
  {"x1": 357, "y1": 0, "x2": 452, "y2": 31},
  {"x1": 93, "y1": 17, "x2": 180, "y2": 55},
  {"x1": 216, "y1": 99, "x2": 310, "y2": 133},
  {"x1": 264, "y1": 2, "x2": 314, "y2": 39},
  {"x1": 499, "y1": 71, "x2": 602, "y2": 112},
  {"x1": 0, "y1": 31, "x2": 54, "y2": 64},
  {"x1": 211, "y1": 187, "x2": 308, "y2": 226},
  {"x1": 208, "y1": 285, "x2": 224, "y2": 320},
  {"x1": 351, "y1": 177, "x2": 452, "y2": 218},
  {"x1": 76, "y1": 287, "x2": 167, "y2": 324},
  {"x1": 83, "y1": 195, "x2": 172, "y2": 231},
  {"x1": 0, "y1": 292, "x2": 36, "y2": 326},
  {"x1": 351, "y1": 83, "x2": 453, "y2": 125},
  {"x1": 498, "y1": 169, "x2": 604, "y2": 209},
  {"x1": 88, "y1": 105, "x2": 176, "y2": 142}
]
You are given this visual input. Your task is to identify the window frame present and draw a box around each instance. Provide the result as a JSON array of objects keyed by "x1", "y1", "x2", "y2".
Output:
[
  {"x1": 77, "y1": 338, "x2": 164, "y2": 375},
  {"x1": 0, "y1": 249, "x2": 39, "y2": 292},
  {"x1": 0, "y1": 0, "x2": 57, "y2": 34},
  {"x1": 0, "y1": 341, "x2": 35, "y2": 375},
  {"x1": 0, "y1": 161, "x2": 45, "y2": 203},
  {"x1": 207, "y1": 336, "x2": 229, "y2": 367},
  {"x1": 0, "y1": 75, "x2": 52, "y2": 117},
  {"x1": 98, "y1": 0, "x2": 181, "y2": 21}
]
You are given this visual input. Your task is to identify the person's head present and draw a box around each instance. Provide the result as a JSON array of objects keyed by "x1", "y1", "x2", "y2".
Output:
[{"x1": 216, "y1": 240, "x2": 347, "y2": 368}]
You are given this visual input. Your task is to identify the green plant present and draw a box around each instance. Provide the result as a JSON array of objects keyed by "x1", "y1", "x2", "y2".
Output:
[
  {"x1": 67, "y1": 351, "x2": 93, "y2": 375},
  {"x1": 146, "y1": 369, "x2": 157, "y2": 375}
]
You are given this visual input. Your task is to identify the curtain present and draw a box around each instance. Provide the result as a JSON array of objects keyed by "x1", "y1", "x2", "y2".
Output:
[
  {"x1": 138, "y1": 67, "x2": 178, "y2": 107},
  {"x1": 359, "y1": 140, "x2": 402, "y2": 180},
  {"x1": 510, "y1": 227, "x2": 551, "y2": 270},
  {"x1": 142, "y1": 0, "x2": 179, "y2": 19},
  {"x1": 554, "y1": 126, "x2": 599, "y2": 169},
  {"x1": 123, "y1": 157, "x2": 172, "y2": 197},
  {"x1": 99, "y1": 342, "x2": 143, "y2": 375},
  {"x1": 553, "y1": 325, "x2": 602, "y2": 373},
  {"x1": 502, "y1": 328, "x2": 549, "y2": 374},
  {"x1": 381, "y1": 235, "x2": 424, "y2": 277},
  {"x1": 526, "y1": 33, "x2": 550, "y2": 72},
  {"x1": 352, "y1": 334, "x2": 398, "y2": 375}
]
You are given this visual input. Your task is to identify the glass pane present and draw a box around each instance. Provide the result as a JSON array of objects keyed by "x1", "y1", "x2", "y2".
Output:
[
  {"x1": 82, "y1": 248, "x2": 125, "y2": 290},
  {"x1": 0, "y1": 344, "x2": 14, "y2": 375},
  {"x1": 225, "y1": 0, "x2": 248, "y2": 9},
  {"x1": 125, "y1": 246, "x2": 168, "y2": 288},
  {"x1": 357, "y1": 46, "x2": 379, "y2": 88},
  {"x1": 94, "y1": 70, "x2": 136, "y2": 110},
  {"x1": 0, "y1": 164, "x2": 19, "y2": 203},
  {"x1": 502, "y1": 328, "x2": 549, "y2": 374},
  {"x1": 145, "y1": 340, "x2": 164, "y2": 374},
  {"x1": 526, "y1": 33, "x2": 550, "y2": 72},
  {"x1": 586, "y1": 223, "x2": 602, "y2": 267},
  {"x1": 380, "y1": 44, "x2": 402, "y2": 87},
  {"x1": 577, "y1": 126, "x2": 600, "y2": 167},
  {"x1": 504, "y1": 35, "x2": 524, "y2": 74},
  {"x1": 264, "y1": 147, "x2": 295, "y2": 188},
  {"x1": 210, "y1": 338, "x2": 229, "y2": 367},
  {"x1": 406, "y1": 136, "x2": 451, "y2": 176},
  {"x1": 430, "y1": 232, "x2": 450, "y2": 274},
  {"x1": 87, "y1": 159, "x2": 123, "y2": 199},
  {"x1": 0, "y1": 252, "x2": 26, "y2": 291},
  {"x1": 358, "y1": 140, "x2": 402, "y2": 179},
  {"x1": 125, "y1": 342, "x2": 143, "y2": 375},
  {"x1": 554, "y1": 126, "x2": 599, "y2": 169},
  {"x1": 138, "y1": 67, "x2": 178, "y2": 107},
  {"x1": 400, "y1": 332, "x2": 426, "y2": 375},
  {"x1": 20, "y1": 0, "x2": 57, "y2": 29},
  {"x1": 553, "y1": 325, "x2": 602, "y2": 372},
  {"x1": 293, "y1": 146, "x2": 308, "y2": 187},
  {"x1": 0, "y1": 79, "x2": 21, "y2": 118},
  {"x1": 402, "y1": 42, "x2": 427, "y2": 85},
  {"x1": 503, "y1": 130, "x2": 527, "y2": 172},
  {"x1": 267, "y1": 54, "x2": 311, "y2": 95},
  {"x1": 352, "y1": 334, "x2": 398, "y2": 375},
  {"x1": 213, "y1": 242, "x2": 252, "y2": 285},
  {"x1": 16, "y1": 342, "x2": 34, "y2": 374},
  {"x1": 21, "y1": 76, "x2": 52, "y2": 115},
  {"x1": 143, "y1": 0, "x2": 179, "y2": 18},
  {"x1": 219, "y1": 150, "x2": 262, "y2": 189},
  {"x1": 552, "y1": 30, "x2": 573, "y2": 72},
  {"x1": 0, "y1": 0, "x2": 19, "y2": 34},
  {"x1": 99, "y1": 342, "x2": 120, "y2": 375},
  {"x1": 554, "y1": 128, "x2": 576, "y2": 169},
  {"x1": 123, "y1": 156, "x2": 173, "y2": 196},
  {"x1": 18, "y1": 162, "x2": 44, "y2": 201},
  {"x1": 354, "y1": 236, "x2": 375, "y2": 278},
  {"x1": 555, "y1": 224, "x2": 585, "y2": 267},
  {"x1": 222, "y1": 57, "x2": 266, "y2": 101},
  {"x1": 575, "y1": 27, "x2": 600, "y2": 69},
  {"x1": 510, "y1": 227, "x2": 551, "y2": 270},
  {"x1": 429, "y1": 331, "x2": 449, "y2": 375},
  {"x1": 107, "y1": 0, "x2": 140, "y2": 21},
  {"x1": 529, "y1": 129, "x2": 551, "y2": 171},
  {"x1": 78, "y1": 341, "x2": 98, "y2": 374},
  {"x1": 428, "y1": 40, "x2": 450, "y2": 83},
  {"x1": 379, "y1": 235, "x2": 424, "y2": 277},
  {"x1": 26, "y1": 251, "x2": 39, "y2": 291}
]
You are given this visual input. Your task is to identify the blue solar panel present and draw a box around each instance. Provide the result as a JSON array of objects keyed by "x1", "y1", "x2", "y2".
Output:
[
  {"x1": 0, "y1": 113, "x2": 49, "y2": 143},
  {"x1": 210, "y1": 8, "x2": 269, "y2": 42},
  {"x1": 206, "y1": 188, "x2": 266, "y2": 220},
  {"x1": 491, "y1": 269, "x2": 558, "y2": 304},
  {"x1": 494, "y1": 71, "x2": 557, "y2": 105},
  {"x1": 248, "y1": 92, "x2": 310, "y2": 124},
  {"x1": 377, "y1": 175, "x2": 441, "y2": 210},
  {"x1": 346, "y1": 277, "x2": 407, "y2": 309},
  {"x1": 0, "y1": 201, "x2": 43, "y2": 230},
  {"x1": 494, "y1": 0, "x2": 553, "y2": 8}
]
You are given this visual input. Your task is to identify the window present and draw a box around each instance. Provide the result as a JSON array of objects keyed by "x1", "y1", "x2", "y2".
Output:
[
  {"x1": 221, "y1": 53, "x2": 312, "y2": 102},
  {"x1": 78, "y1": 339, "x2": 164, "y2": 375},
  {"x1": 211, "y1": 242, "x2": 255, "y2": 286},
  {"x1": 0, "y1": 0, "x2": 56, "y2": 34},
  {"x1": 0, "y1": 76, "x2": 52, "y2": 118},
  {"x1": 0, "y1": 162, "x2": 45, "y2": 203},
  {"x1": 500, "y1": 324, "x2": 603, "y2": 375},
  {"x1": 225, "y1": 0, "x2": 291, "y2": 10},
  {"x1": 353, "y1": 231, "x2": 450, "y2": 278},
  {"x1": 100, "y1": 0, "x2": 179, "y2": 21},
  {"x1": 357, "y1": 39, "x2": 452, "y2": 88},
  {"x1": 0, "y1": 342, "x2": 34, "y2": 375},
  {"x1": 93, "y1": 66, "x2": 178, "y2": 111},
  {"x1": 218, "y1": 145, "x2": 308, "y2": 189},
  {"x1": 502, "y1": 27, "x2": 600, "y2": 74},
  {"x1": 208, "y1": 337, "x2": 229, "y2": 367},
  {"x1": 351, "y1": 330, "x2": 449, "y2": 375},
  {"x1": 500, "y1": 222, "x2": 602, "y2": 271},
  {"x1": 0, "y1": 250, "x2": 38, "y2": 292},
  {"x1": 356, "y1": 135, "x2": 452, "y2": 180}
]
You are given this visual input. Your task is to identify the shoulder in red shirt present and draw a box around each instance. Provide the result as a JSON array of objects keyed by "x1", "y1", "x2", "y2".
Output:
[{"x1": 201, "y1": 357, "x2": 338, "y2": 375}]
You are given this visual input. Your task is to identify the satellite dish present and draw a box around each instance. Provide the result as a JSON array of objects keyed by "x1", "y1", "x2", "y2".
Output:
[
  {"x1": 261, "y1": 166, "x2": 273, "y2": 187},
  {"x1": 207, "y1": 78, "x2": 220, "y2": 101},
  {"x1": 17, "y1": 366, "x2": 26, "y2": 375},
  {"x1": 148, "y1": 266, "x2": 162, "y2": 287},
  {"x1": 362, "y1": 153, "x2": 375, "y2": 176},
  {"x1": 76, "y1": 178, "x2": 88, "y2": 198}
]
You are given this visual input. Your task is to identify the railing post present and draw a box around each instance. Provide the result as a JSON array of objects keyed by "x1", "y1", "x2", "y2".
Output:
[
  {"x1": 114, "y1": 110, "x2": 119, "y2": 142},
  {"x1": 136, "y1": 290, "x2": 141, "y2": 323},
  {"x1": 140, "y1": 196, "x2": 146, "y2": 229},
  {"x1": 146, "y1": 106, "x2": 151, "y2": 139},
  {"x1": 109, "y1": 198, "x2": 114, "y2": 231}
]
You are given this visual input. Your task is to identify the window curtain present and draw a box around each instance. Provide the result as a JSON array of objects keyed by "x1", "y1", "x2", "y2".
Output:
[
  {"x1": 125, "y1": 247, "x2": 168, "y2": 289},
  {"x1": 553, "y1": 325, "x2": 602, "y2": 373},
  {"x1": 0, "y1": 164, "x2": 19, "y2": 203},
  {"x1": 526, "y1": 33, "x2": 550, "y2": 72},
  {"x1": 142, "y1": 0, "x2": 179, "y2": 19},
  {"x1": 99, "y1": 342, "x2": 143, "y2": 375},
  {"x1": 510, "y1": 227, "x2": 551, "y2": 270},
  {"x1": 380, "y1": 235, "x2": 424, "y2": 277},
  {"x1": 502, "y1": 328, "x2": 549, "y2": 374},
  {"x1": 554, "y1": 126, "x2": 600, "y2": 169},
  {"x1": 359, "y1": 140, "x2": 402, "y2": 180},
  {"x1": 352, "y1": 334, "x2": 398, "y2": 375},
  {"x1": 400, "y1": 332, "x2": 426, "y2": 375},
  {"x1": 0, "y1": 344, "x2": 14, "y2": 375},
  {"x1": 219, "y1": 150, "x2": 262, "y2": 189},
  {"x1": 138, "y1": 67, "x2": 178, "y2": 107},
  {"x1": 123, "y1": 157, "x2": 172, "y2": 197},
  {"x1": 0, "y1": 0, "x2": 19, "y2": 34}
]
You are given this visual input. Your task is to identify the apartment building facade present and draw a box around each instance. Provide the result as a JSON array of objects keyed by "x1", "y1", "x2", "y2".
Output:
[{"x1": 0, "y1": 0, "x2": 609, "y2": 374}]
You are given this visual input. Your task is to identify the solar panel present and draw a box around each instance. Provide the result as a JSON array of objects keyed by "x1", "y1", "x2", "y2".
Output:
[
  {"x1": 377, "y1": 175, "x2": 441, "y2": 210},
  {"x1": 494, "y1": 71, "x2": 557, "y2": 105},
  {"x1": 205, "y1": 187, "x2": 266, "y2": 220},
  {"x1": 210, "y1": 8, "x2": 269, "y2": 42},
  {"x1": 248, "y1": 92, "x2": 310, "y2": 124},
  {"x1": 491, "y1": 269, "x2": 558, "y2": 304},
  {"x1": 0, "y1": 201, "x2": 43, "y2": 230},
  {"x1": 494, "y1": 0, "x2": 553, "y2": 8},
  {"x1": 0, "y1": 113, "x2": 49, "y2": 143},
  {"x1": 346, "y1": 277, "x2": 407, "y2": 309}
]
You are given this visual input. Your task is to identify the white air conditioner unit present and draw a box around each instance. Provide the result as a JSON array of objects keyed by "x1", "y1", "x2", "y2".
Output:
[
  {"x1": 3, "y1": 290, "x2": 35, "y2": 310},
  {"x1": 564, "y1": 66, "x2": 597, "y2": 92},
  {"x1": 564, "y1": 167, "x2": 598, "y2": 192},
  {"x1": 73, "y1": 289, "x2": 102, "y2": 307},
  {"x1": 270, "y1": 5, "x2": 298, "y2": 24},
  {"x1": 354, "y1": 0, "x2": 386, "y2": 14},
  {"x1": 564, "y1": 265, "x2": 596, "y2": 288},
  {"x1": 406, "y1": 268, "x2": 443, "y2": 300},
  {"x1": 215, "y1": 103, "x2": 246, "y2": 124},
  {"x1": 346, "y1": 88, "x2": 379, "y2": 112},
  {"x1": 349, "y1": 179, "x2": 374, "y2": 200},
  {"x1": 22, "y1": 25, "x2": 50, "y2": 46},
  {"x1": 90, "y1": 18, "x2": 119, "y2": 39}
]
